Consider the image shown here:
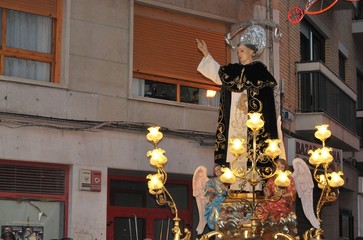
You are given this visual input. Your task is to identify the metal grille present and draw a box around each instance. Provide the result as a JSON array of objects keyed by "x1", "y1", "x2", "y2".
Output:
[
  {"x1": 0, "y1": 163, "x2": 65, "y2": 195},
  {"x1": 298, "y1": 72, "x2": 357, "y2": 133}
]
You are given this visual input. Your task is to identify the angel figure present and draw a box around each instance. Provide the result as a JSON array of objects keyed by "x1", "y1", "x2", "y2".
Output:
[
  {"x1": 193, "y1": 165, "x2": 228, "y2": 235},
  {"x1": 256, "y1": 158, "x2": 320, "y2": 234},
  {"x1": 291, "y1": 158, "x2": 320, "y2": 230},
  {"x1": 256, "y1": 158, "x2": 296, "y2": 223}
]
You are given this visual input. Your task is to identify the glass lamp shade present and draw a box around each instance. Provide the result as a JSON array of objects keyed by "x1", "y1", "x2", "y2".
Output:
[
  {"x1": 308, "y1": 147, "x2": 333, "y2": 165},
  {"x1": 146, "y1": 173, "x2": 164, "y2": 194},
  {"x1": 265, "y1": 139, "x2": 281, "y2": 159},
  {"x1": 246, "y1": 112, "x2": 264, "y2": 131},
  {"x1": 147, "y1": 148, "x2": 168, "y2": 167},
  {"x1": 229, "y1": 138, "x2": 246, "y2": 156},
  {"x1": 220, "y1": 167, "x2": 236, "y2": 184},
  {"x1": 319, "y1": 147, "x2": 333, "y2": 164},
  {"x1": 274, "y1": 170, "x2": 291, "y2": 187},
  {"x1": 328, "y1": 171, "x2": 344, "y2": 187},
  {"x1": 147, "y1": 126, "x2": 163, "y2": 143},
  {"x1": 308, "y1": 149, "x2": 321, "y2": 165},
  {"x1": 314, "y1": 124, "x2": 331, "y2": 142}
]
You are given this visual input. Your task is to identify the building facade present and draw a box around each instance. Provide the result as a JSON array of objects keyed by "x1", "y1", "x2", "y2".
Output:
[{"x1": 0, "y1": 0, "x2": 362, "y2": 239}]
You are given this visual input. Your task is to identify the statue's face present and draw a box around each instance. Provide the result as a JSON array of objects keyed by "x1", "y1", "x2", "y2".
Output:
[
  {"x1": 277, "y1": 161, "x2": 286, "y2": 171},
  {"x1": 214, "y1": 165, "x2": 222, "y2": 177},
  {"x1": 237, "y1": 44, "x2": 254, "y2": 64}
]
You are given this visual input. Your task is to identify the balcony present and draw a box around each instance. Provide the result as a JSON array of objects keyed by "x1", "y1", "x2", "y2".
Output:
[
  {"x1": 353, "y1": 19, "x2": 363, "y2": 46},
  {"x1": 353, "y1": 19, "x2": 363, "y2": 33},
  {"x1": 333, "y1": 0, "x2": 361, "y2": 10},
  {"x1": 296, "y1": 61, "x2": 360, "y2": 151}
]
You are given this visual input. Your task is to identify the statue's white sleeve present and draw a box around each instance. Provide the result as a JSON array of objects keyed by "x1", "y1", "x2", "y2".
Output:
[{"x1": 197, "y1": 54, "x2": 222, "y2": 85}]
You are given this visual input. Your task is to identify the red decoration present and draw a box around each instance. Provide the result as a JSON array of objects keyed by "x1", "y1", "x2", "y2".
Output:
[
  {"x1": 305, "y1": 0, "x2": 339, "y2": 14},
  {"x1": 288, "y1": 6, "x2": 305, "y2": 24},
  {"x1": 288, "y1": 0, "x2": 356, "y2": 24}
]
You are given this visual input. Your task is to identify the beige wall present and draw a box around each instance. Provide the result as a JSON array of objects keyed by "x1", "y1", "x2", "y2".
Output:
[
  {"x1": 0, "y1": 0, "x2": 279, "y2": 239},
  {"x1": 2, "y1": 0, "x2": 361, "y2": 239}
]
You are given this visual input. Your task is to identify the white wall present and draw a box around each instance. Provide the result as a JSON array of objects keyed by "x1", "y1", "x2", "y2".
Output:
[{"x1": 359, "y1": 194, "x2": 363, "y2": 237}]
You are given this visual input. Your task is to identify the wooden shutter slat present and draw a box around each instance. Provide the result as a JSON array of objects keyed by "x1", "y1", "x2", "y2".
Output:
[
  {"x1": 134, "y1": 14, "x2": 228, "y2": 86},
  {"x1": 0, "y1": 0, "x2": 58, "y2": 18}
]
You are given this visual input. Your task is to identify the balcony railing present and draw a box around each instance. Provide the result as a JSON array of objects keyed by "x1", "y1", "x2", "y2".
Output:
[{"x1": 298, "y1": 71, "x2": 357, "y2": 133}]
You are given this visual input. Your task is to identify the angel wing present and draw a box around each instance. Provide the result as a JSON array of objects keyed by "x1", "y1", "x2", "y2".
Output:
[
  {"x1": 192, "y1": 166, "x2": 209, "y2": 235},
  {"x1": 291, "y1": 158, "x2": 320, "y2": 229}
]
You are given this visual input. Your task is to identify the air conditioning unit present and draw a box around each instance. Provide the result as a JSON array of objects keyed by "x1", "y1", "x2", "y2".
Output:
[
  {"x1": 359, "y1": 177, "x2": 363, "y2": 194},
  {"x1": 282, "y1": 110, "x2": 294, "y2": 121}
]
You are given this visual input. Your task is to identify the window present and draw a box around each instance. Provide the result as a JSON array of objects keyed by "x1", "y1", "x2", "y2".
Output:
[
  {"x1": 300, "y1": 19, "x2": 325, "y2": 62},
  {"x1": 357, "y1": 71, "x2": 363, "y2": 110},
  {"x1": 133, "y1": 4, "x2": 228, "y2": 107},
  {"x1": 0, "y1": 0, "x2": 63, "y2": 83},
  {"x1": 108, "y1": 175, "x2": 192, "y2": 239},
  {"x1": 0, "y1": 160, "x2": 70, "y2": 239},
  {"x1": 358, "y1": 118, "x2": 363, "y2": 148},
  {"x1": 339, "y1": 209, "x2": 354, "y2": 239},
  {"x1": 339, "y1": 51, "x2": 346, "y2": 81},
  {"x1": 358, "y1": 70, "x2": 363, "y2": 148}
]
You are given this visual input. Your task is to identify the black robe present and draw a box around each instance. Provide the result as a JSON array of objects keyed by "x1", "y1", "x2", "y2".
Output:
[{"x1": 214, "y1": 61, "x2": 278, "y2": 167}]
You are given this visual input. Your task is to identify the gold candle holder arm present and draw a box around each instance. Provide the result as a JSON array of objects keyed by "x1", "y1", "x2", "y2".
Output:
[
  {"x1": 199, "y1": 231, "x2": 224, "y2": 240},
  {"x1": 274, "y1": 232, "x2": 299, "y2": 240},
  {"x1": 146, "y1": 126, "x2": 191, "y2": 240}
]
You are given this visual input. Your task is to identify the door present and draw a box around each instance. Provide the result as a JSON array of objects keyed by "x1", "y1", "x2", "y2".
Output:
[{"x1": 107, "y1": 175, "x2": 192, "y2": 240}]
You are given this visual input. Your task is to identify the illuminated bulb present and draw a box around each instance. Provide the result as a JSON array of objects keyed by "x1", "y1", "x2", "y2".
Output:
[
  {"x1": 146, "y1": 173, "x2": 164, "y2": 194},
  {"x1": 265, "y1": 139, "x2": 281, "y2": 159},
  {"x1": 147, "y1": 126, "x2": 163, "y2": 143},
  {"x1": 206, "y1": 90, "x2": 217, "y2": 98},
  {"x1": 229, "y1": 138, "x2": 246, "y2": 156},
  {"x1": 274, "y1": 170, "x2": 291, "y2": 187},
  {"x1": 246, "y1": 112, "x2": 264, "y2": 131},
  {"x1": 308, "y1": 147, "x2": 333, "y2": 165},
  {"x1": 220, "y1": 167, "x2": 236, "y2": 184},
  {"x1": 308, "y1": 149, "x2": 321, "y2": 165},
  {"x1": 314, "y1": 125, "x2": 331, "y2": 142},
  {"x1": 146, "y1": 148, "x2": 168, "y2": 167},
  {"x1": 328, "y1": 172, "x2": 345, "y2": 187},
  {"x1": 320, "y1": 147, "x2": 333, "y2": 164}
]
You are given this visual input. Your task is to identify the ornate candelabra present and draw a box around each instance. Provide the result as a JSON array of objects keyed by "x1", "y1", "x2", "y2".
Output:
[
  {"x1": 302, "y1": 125, "x2": 344, "y2": 240},
  {"x1": 145, "y1": 122, "x2": 344, "y2": 240},
  {"x1": 145, "y1": 126, "x2": 191, "y2": 240},
  {"x1": 216, "y1": 112, "x2": 290, "y2": 238}
]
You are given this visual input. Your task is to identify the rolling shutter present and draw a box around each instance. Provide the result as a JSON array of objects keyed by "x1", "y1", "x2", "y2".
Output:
[
  {"x1": 134, "y1": 4, "x2": 229, "y2": 88},
  {"x1": 0, "y1": 162, "x2": 66, "y2": 195},
  {"x1": 0, "y1": 0, "x2": 60, "y2": 18}
]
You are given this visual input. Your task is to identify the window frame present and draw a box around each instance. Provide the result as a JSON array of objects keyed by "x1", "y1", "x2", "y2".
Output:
[
  {"x1": 300, "y1": 19, "x2": 325, "y2": 62},
  {"x1": 357, "y1": 70, "x2": 363, "y2": 110},
  {"x1": 339, "y1": 51, "x2": 346, "y2": 81},
  {"x1": 0, "y1": 0, "x2": 63, "y2": 83},
  {"x1": 0, "y1": 159, "x2": 70, "y2": 237}
]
